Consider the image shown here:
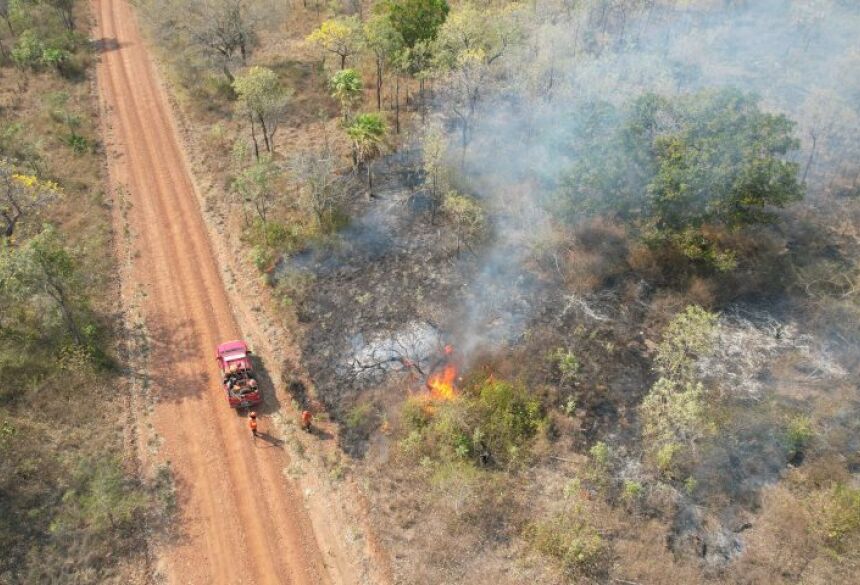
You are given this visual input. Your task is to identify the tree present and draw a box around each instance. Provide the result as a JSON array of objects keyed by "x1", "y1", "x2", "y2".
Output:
[
  {"x1": 0, "y1": 226, "x2": 85, "y2": 344},
  {"x1": 328, "y1": 68, "x2": 363, "y2": 122},
  {"x1": 306, "y1": 16, "x2": 364, "y2": 70},
  {"x1": 640, "y1": 306, "x2": 719, "y2": 458},
  {"x1": 559, "y1": 89, "x2": 804, "y2": 267},
  {"x1": 433, "y1": 4, "x2": 521, "y2": 162},
  {"x1": 43, "y1": 0, "x2": 75, "y2": 31},
  {"x1": 290, "y1": 146, "x2": 343, "y2": 227},
  {"x1": 433, "y1": 4, "x2": 520, "y2": 69},
  {"x1": 421, "y1": 121, "x2": 448, "y2": 220},
  {"x1": 0, "y1": 0, "x2": 14, "y2": 35},
  {"x1": 346, "y1": 113, "x2": 386, "y2": 195},
  {"x1": 10, "y1": 29, "x2": 43, "y2": 70},
  {"x1": 183, "y1": 0, "x2": 259, "y2": 83},
  {"x1": 52, "y1": 458, "x2": 148, "y2": 534},
  {"x1": 231, "y1": 155, "x2": 281, "y2": 234},
  {"x1": 364, "y1": 13, "x2": 404, "y2": 110},
  {"x1": 232, "y1": 66, "x2": 289, "y2": 158},
  {"x1": 0, "y1": 161, "x2": 60, "y2": 239},
  {"x1": 442, "y1": 190, "x2": 484, "y2": 255},
  {"x1": 379, "y1": 0, "x2": 449, "y2": 50}
]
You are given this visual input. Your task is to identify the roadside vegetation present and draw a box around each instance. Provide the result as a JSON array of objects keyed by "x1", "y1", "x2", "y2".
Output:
[
  {"x1": 138, "y1": 0, "x2": 860, "y2": 583},
  {"x1": 0, "y1": 2, "x2": 166, "y2": 582}
]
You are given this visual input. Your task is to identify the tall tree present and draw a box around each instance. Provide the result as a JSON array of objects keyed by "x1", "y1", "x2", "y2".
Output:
[
  {"x1": 43, "y1": 0, "x2": 75, "y2": 31},
  {"x1": 364, "y1": 13, "x2": 404, "y2": 110},
  {"x1": 433, "y1": 3, "x2": 521, "y2": 162},
  {"x1": 346, "y1": 113, "x2": 387, "y2": 196},
  {"x1": 306, "y1": 16, "x2": 364, "y2": 70},
  {"x1": 290, "y1": 146, "x2": 343, "y2": 227},
  {"x1": 231, "y1": 155, "x2": 281, "y2": 236},
  {"x1": 329, "y1": 68, "x2": 363, "y2": 122},
  {"x1": 379, "y1": 0, "x2": 449, "y2": 50},
  {"x1": 233, "y1": 66, "x2": 289, "y2": 158},
  {"x1": 184, "y1": 0, "x2": 260, "y2": 83},
  {"x1": 0, "y1": 225, "x2": 85, "y2": 344},
  {"x1": 558, "y1": 89, "x2": 804, "y2": 267}
]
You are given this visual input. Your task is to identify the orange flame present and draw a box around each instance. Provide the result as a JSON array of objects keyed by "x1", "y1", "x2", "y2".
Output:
[{"x1": 427, "y1": 363, "x2": 458, "y2": 400}]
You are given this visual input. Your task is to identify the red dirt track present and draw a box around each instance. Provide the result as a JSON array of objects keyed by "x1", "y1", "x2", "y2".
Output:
[{"x1": 94, "y1": 1, "x2": 335, "y2": 583}]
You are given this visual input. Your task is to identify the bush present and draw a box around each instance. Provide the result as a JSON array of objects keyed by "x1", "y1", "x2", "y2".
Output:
[
  {"x1": 41, "y1": 47, "x2": 72, "y2": 71},
  {"x1": 550, "y1": 347, "x2": 580, "y2": 383},
  {"x1": 12, "y1": 30, "x2": 45, "y2": 69},
  {"x1": 816, "y1": 483, "x2": 860, "y2": 552},
  {"x1": 526, "y1": 504, "x2": 610, "y2": 578},
  {"x1": 401, "y1": 376, "x2": 544, "y2": 468},
  {"x1": 785, "y1": 414, "x2": 814, "y2": 458}
]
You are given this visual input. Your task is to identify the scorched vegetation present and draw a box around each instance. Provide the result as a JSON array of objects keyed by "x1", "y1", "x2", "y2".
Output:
[{"x1": 139, "y1": 0, "x2": 860, "y2": 583}]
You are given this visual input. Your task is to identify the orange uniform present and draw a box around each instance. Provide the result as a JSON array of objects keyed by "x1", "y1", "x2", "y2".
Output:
[
  {"x1": 301, "y1": 410, "x2": 312, "y2": 430},
  {"x1": 248, "y1": 412, "x2": 258, "y2": 436}
]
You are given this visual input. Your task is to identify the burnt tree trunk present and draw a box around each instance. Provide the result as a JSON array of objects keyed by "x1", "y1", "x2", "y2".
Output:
[
  {"x1": 248, "y1": 112, "x2": 260, "y2": 160},
  {"x1": 376, "y1": 56, "x2": 383, "y2": 111}
]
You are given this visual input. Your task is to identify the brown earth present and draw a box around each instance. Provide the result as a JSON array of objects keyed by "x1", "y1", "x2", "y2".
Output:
[{"x1": 92, "y1": 1, "x2": 355, "y2": 583}]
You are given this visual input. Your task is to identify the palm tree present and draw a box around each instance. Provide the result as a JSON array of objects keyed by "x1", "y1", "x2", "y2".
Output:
[
  {"x1": 346, "y1": 113, "x2": 387, "y2": 196},
  {"x1": 329, "y1": 69, "x2": 363, "y2": 122}
]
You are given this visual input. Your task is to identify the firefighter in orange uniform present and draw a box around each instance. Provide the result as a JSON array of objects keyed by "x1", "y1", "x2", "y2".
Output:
[
  {"x1": 248, "y1": 411, "x2": 258, "y2": 437},
  {"x1": 301, "y1": 409, "x2": 313, "y2": 432}
]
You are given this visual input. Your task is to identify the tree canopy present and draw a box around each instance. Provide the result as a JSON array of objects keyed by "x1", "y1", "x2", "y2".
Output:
[
  {"x1": 557, "y1": 89, "x2": 804, "y2": 267},
  {"x1": 378, "y1": 0, "x2": 449, "y2": 50},
  {"x1": 306, "y1": 16, "x2": 364, "y2": 69},
  {"x1": 232, "y1": 66, "x2": 289, "y2": 157}
]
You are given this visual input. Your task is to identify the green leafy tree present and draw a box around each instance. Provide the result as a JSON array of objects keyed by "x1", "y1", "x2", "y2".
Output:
[
  {"x1": 433, "y1": 4, "x2": 521, "y2": 162},
  {"x1": 306, "y1": 16, "x2": 364, "y2": 70},
  {"x1": 379, "y1": 0, "x2": 449, "y2": 50},
  {"x1": 559, "y1": 89, "x2": 803, "y2": 267},
  {"x1": 329, "y1": 68, "x2": 363, "y2": 122},
  {"x1": 40, "y1": 46, "x2": 71, "y2": 72},
  {"x1": 364, "y1": 13, "x2": 404, "y2": 110},
  {"x1": 11, "y1": 29, "x2": 43, "y2": 70},
  {"x1": 442, "y1": 190, "x2": 484, "y2": 254},
  {"x1": 231, "y1": 155, "x2": 281, "y2": 235},
  {"x1": 0, "y1": 225, "x2": 85, "y2": 344},
  {"x1": 346, "y1": 113, "x2": 387, "y2": 195},
  {"x1": 232, "y1": 66, "x2": 289, "y2": 158}
]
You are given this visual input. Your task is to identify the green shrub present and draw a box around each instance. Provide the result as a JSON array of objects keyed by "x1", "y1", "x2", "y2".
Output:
[
  {"x1": 41, "y1": 47, "x2": 72, "y2": 70},
  {"x1": 345, "y1": 401, "x2": 375, "y2": 432},
  {"x1": 623, "y1": 480, "x2": 643, "y2": 502},
  {"x1": 50, "y1": 457, "x2": 149, "y2": 535},
  {"x1": 817, "y1": 483, "x2": 860, "y2": 552},
  {"x1": 65, "y1": 132, "x2": 89, "y2": 153},
  {"x1": 526, "y1": 504, "x2": 609, "y2": 577},
  {"x1": 400, "y1": 376, "x2": 544, "y2": 468},
  {"x1": 655, "y1": 442, "x2": 681, "y2": 478},
  {"x1": 550, "y1": 347, "x2": 580, "y2": 383},
  {"x1": 250, "y1": 244, "x2": 275, "y2": 272},
  {"x1": 12, "y1": 30, "x2": 45, "y2": 69},
  {"x1": 785, "y1": 414, "x2": 814, "y2": 457}
]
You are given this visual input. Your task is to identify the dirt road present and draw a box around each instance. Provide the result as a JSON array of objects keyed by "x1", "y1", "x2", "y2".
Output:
[{"x1": 94, "y1": 1, "x2": 337, "y2": 583}]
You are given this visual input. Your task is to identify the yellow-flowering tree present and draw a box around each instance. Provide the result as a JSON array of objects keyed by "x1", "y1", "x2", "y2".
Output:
[
  {"x1": 0, "y1": 161, "x2": 60, "y2": 239},
  {"x1": 306, "y1": 17, "x2": 364, "y2": 70}
]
